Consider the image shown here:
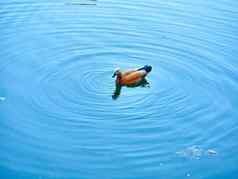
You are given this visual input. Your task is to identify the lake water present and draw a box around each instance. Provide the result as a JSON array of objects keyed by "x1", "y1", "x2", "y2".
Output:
[{"x1": 0, "y1": 0, "x2": 238, "y2": 178}]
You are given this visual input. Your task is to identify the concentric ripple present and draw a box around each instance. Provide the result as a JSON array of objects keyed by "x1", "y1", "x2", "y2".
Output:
[{"x1": 0, "y1": 0, "x2": 238, "y2": 178}]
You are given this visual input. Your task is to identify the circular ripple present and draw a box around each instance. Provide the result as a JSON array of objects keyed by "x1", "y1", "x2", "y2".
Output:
[{"x1": 0, "y1": 0, "x2": 238, "y2": 178}]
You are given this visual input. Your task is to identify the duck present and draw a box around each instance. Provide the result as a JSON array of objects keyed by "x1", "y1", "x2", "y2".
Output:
[{"x1": 112, "y1": 65, "x2": 152, "y2": 86}]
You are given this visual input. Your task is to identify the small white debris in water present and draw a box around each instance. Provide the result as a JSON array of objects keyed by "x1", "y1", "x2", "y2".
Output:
[
  {"x1": 0, "y1": 97, "x2": 6, "y2": 101},
  {"x1": 207, "y1": 149, "x2": 217, "y2": 155},
  {"x1": 186, "y1": 173, "x2": 191, "y2": 177}
]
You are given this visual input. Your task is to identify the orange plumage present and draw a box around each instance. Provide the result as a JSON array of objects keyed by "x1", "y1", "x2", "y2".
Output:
[{"x1": 112, "y1": 65, "x2": 152, "y2": 86}]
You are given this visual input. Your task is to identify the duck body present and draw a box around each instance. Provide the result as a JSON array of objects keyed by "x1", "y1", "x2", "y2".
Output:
[{"x1": 113, "y1": 65, "x2": 152, "y2": 86}]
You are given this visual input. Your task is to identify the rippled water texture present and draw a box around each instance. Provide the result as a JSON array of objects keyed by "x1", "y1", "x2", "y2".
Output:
[{"x1": 1, "y1": 0, "x2": 238, "y2": 178}]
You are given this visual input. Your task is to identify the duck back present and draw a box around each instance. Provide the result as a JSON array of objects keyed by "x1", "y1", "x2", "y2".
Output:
[{"x1": 120, "y1": 71, "x2": 146, "y2": 85}]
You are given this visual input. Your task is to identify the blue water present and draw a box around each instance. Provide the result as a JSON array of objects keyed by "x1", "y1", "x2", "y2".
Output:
[{"x1": 1, "y1": 0, "x2": 238, "y2": 178}]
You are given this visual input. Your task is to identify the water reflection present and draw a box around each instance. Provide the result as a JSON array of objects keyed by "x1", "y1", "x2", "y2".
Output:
[{"x1": 112, "y1": 78, "x2": 150, "y2": 100}]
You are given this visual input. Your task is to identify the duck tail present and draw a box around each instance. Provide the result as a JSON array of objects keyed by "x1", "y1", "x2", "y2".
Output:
[{"x1": 137, "y1": 65, "x2": 152, "y2": 73}]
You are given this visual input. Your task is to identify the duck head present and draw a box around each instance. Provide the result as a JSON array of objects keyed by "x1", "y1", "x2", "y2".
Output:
[
  {"x1": 112, "y1": 68, "x2": 122, "y2": 78},
  {"x1": 144, "y1": 65, "x2": 152, "y2": 73}
]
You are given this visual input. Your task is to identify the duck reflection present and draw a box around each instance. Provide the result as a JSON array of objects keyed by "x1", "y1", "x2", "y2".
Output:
[{"x1": 112, "y1": 78, "x2": 150, "y2": 100}]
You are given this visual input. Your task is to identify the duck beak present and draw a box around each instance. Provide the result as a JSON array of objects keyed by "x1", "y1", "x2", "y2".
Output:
[{"x1": 112, "y1": 72, "x2": 116, "y2": 78}]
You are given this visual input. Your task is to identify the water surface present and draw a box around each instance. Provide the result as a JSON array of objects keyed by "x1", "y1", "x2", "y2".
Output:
[{"x1": 0, "y1": 0, "x2": 238, "y2": 178}]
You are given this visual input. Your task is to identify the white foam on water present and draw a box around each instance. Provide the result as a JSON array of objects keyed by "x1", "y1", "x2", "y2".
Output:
[{"x1": 176, "y1": 146, "x2": 217, "y2": 159}]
